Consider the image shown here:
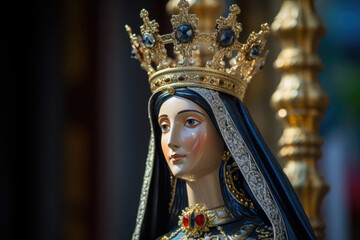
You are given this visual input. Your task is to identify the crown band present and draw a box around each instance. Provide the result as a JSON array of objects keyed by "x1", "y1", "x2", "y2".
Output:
[{"x1": 150, "y1": 67, "x2": 247, "y2": 100}]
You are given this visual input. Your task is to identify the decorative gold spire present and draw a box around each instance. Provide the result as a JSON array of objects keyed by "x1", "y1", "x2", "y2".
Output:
[
  {"x1": 125, "y1": 0, "x2": 270, "y2": 101},
  {"x1": 271, "y1": 0, "x2": 329, "y2": 239}
]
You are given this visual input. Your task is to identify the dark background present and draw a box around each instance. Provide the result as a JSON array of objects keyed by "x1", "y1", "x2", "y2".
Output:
[{"x1": 2, "y1": 0, "x2": 359, "y2": 239}]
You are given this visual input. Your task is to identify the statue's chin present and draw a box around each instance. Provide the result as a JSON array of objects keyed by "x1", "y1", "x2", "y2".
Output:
[{"x1": 172, "y1": 170, "x2": 197, "y2": 182}]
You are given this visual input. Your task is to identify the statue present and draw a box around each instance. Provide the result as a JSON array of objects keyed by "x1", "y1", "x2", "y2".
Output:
[{"x1": 126, "y1": 1, "x2": 316, "y2": 239}]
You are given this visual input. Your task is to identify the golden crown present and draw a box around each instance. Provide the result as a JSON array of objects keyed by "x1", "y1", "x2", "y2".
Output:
[{"x1": 125, "y1": 0, "x2": 270, "y2": 100}]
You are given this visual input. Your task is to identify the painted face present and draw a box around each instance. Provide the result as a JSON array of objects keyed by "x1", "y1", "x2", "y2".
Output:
[{"x1": 158, "y1": 96, "x2": 224, "y2": 181}]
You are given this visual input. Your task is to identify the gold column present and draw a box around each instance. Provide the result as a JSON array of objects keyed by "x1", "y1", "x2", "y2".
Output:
[{"x1": 271, "y1": 0, "x2": 329, "y2": 239}]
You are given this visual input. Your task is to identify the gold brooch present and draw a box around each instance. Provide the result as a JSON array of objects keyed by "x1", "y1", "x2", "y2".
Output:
[
  {"x1": 178, "y1": 204, "x2": 236, "y2": 238},
  {"x1": 178, "y1": 203, "x2": 209, "y2": 238}
]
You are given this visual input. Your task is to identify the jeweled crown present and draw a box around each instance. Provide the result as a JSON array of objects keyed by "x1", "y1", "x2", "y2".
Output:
[{"x1": 126, "y1": 0, "x2": 270, "y2": 100}]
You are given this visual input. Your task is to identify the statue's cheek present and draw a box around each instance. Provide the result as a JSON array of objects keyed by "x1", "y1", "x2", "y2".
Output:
[
  {"x1": 181, "y1": 127, "x2": 207, "y2": 156},
  {"x1": 160, "y1": 135, "x2": 170, "y2": 161}
]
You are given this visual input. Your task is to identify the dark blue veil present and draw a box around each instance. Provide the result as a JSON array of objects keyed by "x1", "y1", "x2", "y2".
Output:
[{"x1": 134, "y1": 88, "x2": 316, "y2": 240}]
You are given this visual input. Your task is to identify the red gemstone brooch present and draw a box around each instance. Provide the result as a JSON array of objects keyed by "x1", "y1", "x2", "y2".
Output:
[{"x1": 178, "y1": 203, "x2": 210, "y2": 238}]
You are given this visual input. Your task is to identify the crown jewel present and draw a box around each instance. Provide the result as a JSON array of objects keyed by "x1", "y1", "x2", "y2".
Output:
[{"x1": 126, "y1": 0, "x2": 270, "y2": 100}]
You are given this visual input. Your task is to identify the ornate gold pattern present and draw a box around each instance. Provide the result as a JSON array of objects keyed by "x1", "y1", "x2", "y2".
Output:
[
  {"x1": 271, "y1": 0, "x2": 329, "y2": 239},
  {"x1": 170, "y1": 0, "x2": 199, "y2": 67},
  {"x1": 161, "y1": 228, "x2": 182, "y2": 240},
  {"x1": 177, "y1": 204, "x2": 236, "y2": 238},
  {"x1": 178, "y1": 203, "x2": 210, "y2": 238},
  {"x1": 161, "y1": 204, "x2": 236, "y2": 240},
  {"x1": 231, "y1": 224, "x2": 255, "y2": 240},
  {"x1": 149, "y1": 67, "x2": 247, "y2": 101},
  {"x1": 126, "y1": 0, "x2": 270, "y2": 101},
  {"x1": 190, "y1": 87, "x2": 287, "y2": 240},
  {"x1": 169, "y1": 175, "x2": 177, "y2": 212},
  {"x1": 132, "y1": 99, "x2": 158, "y2": 240},
  {"x1": 221, "y1": 150, "x2": 231, "y2": 163},
  {"x1": 206, "y1": 205, "x2": 236, "y2": 227},
  {"x1": 132, "y1": 133, "x2": 155, "y2": 240},
  {"x1": 255, "y1": 226, "x2": 274, "y2": 239},
  {"x1": 224, "y1": 162, "x2": 255, "y2": 209},
  {"x1": 216, "y1": 226, "x2": 230, "y2": 240}
]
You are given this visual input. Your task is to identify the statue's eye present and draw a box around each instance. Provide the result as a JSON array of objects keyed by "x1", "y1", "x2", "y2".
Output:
[
  {"x1": 184, "y1": 119, "x2": 201, "y2": 128},
  {"x1": 161, "y1": 124, "x2": 170, "y2": 133}
]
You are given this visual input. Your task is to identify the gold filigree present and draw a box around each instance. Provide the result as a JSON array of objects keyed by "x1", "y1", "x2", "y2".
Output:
[
  {"x1": 131, "y1": 133, "x2": 155, "y2": 240},
  {"x1": 126, "y1": 0, "x2": 270, "y2": 101},
  {"x1": 207, "y1": 4, "x2": 242, "y2": 71},
  {"x1": 224, "y1": 162, "x2": 255, "y2": 209},
  {"x1": 230, "y1": 23, "x2": 270, "y2": 82},
  {"x1": 178, "y1": 203, "x2": 210, "y2": 238},
  {"x1": 176, "y1": 204, "x2": 236, "y2": 239},
  {"x1": 221, "y1": 150, "x2": 231, "y2": 163},
  {"x1": 231, "y1": 224, "x2": 255, "y2": 240},
  {"x1": 255, "y1": 226, "x2": 274, "y2": 239},
  {"x1": 168, "y1": 175, "x2": 177, "y2": 212},
  {"x1": 139, "y1": 9, "x2": 169, "y2": 71},
  {"x1": 160, "y1": 228, "x2": 182, "y2": 240},
  {"x1": 190, "y1": 88, "x2": 287, "y2": 240},
  {"x1": 170, "y1": 0, "x2": 199, "y2": 66},
  {"x1": 206, "y1": 205, "x2": 236, "y2": 227}
]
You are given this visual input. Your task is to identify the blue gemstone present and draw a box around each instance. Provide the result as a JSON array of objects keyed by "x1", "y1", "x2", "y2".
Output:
[
  {"x1": 250, "y1": 46, "x2": 260, "y2": 59},
  {"x1": 220, "y1": 28, "x2": 234, "y2": 47},
  {"x1": 130, "y1": 49, "x2": 138, "y2": 59},
  {"x1": 176, "y1": 24, "x2": 193, "y2": 43},
  {"x1": 191, "y1": 211, "x2": 195, "y2": 229},
  {"x1": 142, "y1": 34, "x2": 155, "y2": 48}
]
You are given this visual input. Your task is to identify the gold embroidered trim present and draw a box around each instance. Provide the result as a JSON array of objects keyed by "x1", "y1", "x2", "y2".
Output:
[
  {"x1": 224, "y1": 161, "x2": 255, "y2": 209},
  {"x1": 178, "y1": 203, "x2": 210, "y2": 238},
  {"x1": 231, "y1": 224, "x2": 255, "y2": 240},
  {"x1": 256, "y1": 226, "x2": 274, "y2": 239},
  {"x1": 132, "y1": 96, "x2": 158, "y2": 240},
  {"x1": 168, "y1": 176, "x2": 177, "y2": 212},
  {"x1": 189, "y1": 87, "x2": 287, "y2": 240},
  {"x1": 206, "y1": 205, "x2": 236, "y2": 227}
]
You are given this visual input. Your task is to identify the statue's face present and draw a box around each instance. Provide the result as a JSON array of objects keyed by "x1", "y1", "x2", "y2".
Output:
[{"x1": 158, "y1": 96, "x2": 224, "y2": 181}]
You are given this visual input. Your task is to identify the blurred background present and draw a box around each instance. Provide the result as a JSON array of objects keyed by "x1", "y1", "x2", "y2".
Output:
[{"x1": 2, "y1": 0, "x2": 359, "y2": 239}]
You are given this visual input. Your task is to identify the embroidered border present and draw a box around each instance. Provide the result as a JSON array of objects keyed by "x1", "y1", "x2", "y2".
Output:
[
  {"x1": 132, "y1": 96, "x2": 157, "y2": 240},
  {"x1": 189, "y1": 87, "x2": 287, "y2": 240}
]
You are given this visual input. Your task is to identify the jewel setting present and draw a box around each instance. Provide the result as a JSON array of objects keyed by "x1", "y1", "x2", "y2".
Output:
[
  {"x1": 142, "y1": 34, "x2": 155, "y2": 48},
  {"x1": 176, "y1": 24, "x2": 194, "y2": 43},
  {"x1": 178, "y1": 203, "x2": 236, "y2": 238},
  {"x1": 130, "y1": 49, "x2": 138, "y2": 59},
  {"x1": 178, "y1": 204, "x2": 209, "y2": 238},
  {"x1": 250, "y1": 45, "x2": 260, "y2": 59},
  {"x1": 219, "y1": 28, "x2": 235, "y2": 47}
]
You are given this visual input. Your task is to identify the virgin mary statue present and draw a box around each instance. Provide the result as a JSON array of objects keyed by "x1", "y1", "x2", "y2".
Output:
[{"x1": 126, "y1": 1, "x2": 316, "y2": 239}]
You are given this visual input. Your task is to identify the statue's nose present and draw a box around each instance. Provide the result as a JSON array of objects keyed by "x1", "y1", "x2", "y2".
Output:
[{"x1": 167, "y1": 126, "x2": 181, "y2": 151}]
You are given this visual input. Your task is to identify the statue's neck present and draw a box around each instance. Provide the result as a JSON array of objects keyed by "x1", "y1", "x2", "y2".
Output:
[{"x1": 185, "y1": 167, "x2": 224, "y2": 209}]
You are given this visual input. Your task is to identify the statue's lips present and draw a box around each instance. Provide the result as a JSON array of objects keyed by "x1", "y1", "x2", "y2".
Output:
[{"x1": 170, "y1": 154, "x2": 185, "y2": 162}]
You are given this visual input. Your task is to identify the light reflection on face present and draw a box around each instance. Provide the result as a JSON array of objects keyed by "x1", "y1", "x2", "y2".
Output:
[{"x1": 158, "y1": 96, "x2": 224, "y2": 181}]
